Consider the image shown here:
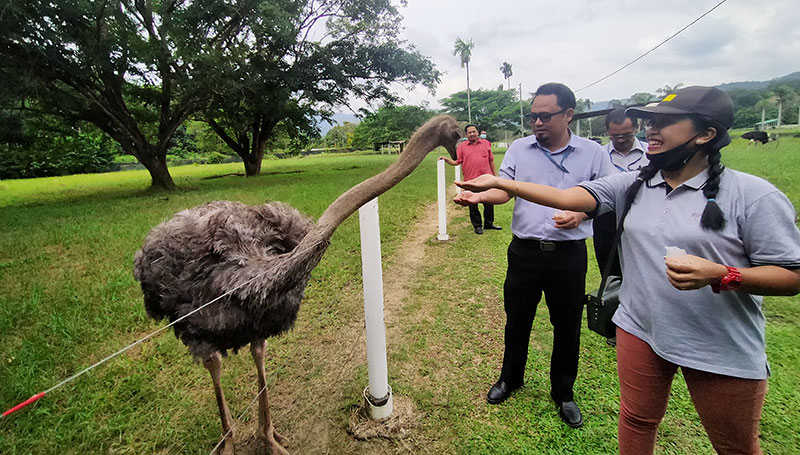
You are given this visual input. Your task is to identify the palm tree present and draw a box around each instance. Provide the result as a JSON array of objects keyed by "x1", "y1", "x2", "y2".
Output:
[
  {"x1": 500, "y1": 62, "x2": 513, "y2": 90},
  {"x1": 453, "y1": 37, "x2": 474, "y2": 122},
  {"x1": 656, "y1": 83, "x2": 684, "y2": 97}
]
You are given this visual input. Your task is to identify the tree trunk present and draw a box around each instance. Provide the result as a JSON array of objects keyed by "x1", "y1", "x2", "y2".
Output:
[
  {"x1": 243, "y1": 137, "x2": 270, "y2": 177},
  {"x1": 139, "y1": 152, "x2": 177, "y2": 190},
  {"x1": 243, "y1": 156, "x2": 262, "y2": 176},
  {"x1": 466, "y1": 62, "x2": 471, "y2": 123}
]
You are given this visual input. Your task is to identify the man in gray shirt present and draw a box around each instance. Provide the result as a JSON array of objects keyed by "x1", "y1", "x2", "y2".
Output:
[{"x1": 455, "y1": 82, "x2": 612, "y2": 428}]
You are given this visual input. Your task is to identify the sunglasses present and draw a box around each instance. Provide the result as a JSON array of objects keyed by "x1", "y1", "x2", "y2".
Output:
[
  {"x1": 525, "y1": 109, "x2": 565, "y2": 123},
  {"x1": 644, "y1": 115, "x2": 690, "y2": 129},
  {"x1": 609, "y1": 134, "x2": 635, "y2": 140}
]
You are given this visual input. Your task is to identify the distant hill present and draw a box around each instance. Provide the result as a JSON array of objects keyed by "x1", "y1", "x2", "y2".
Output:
[
  {"x1": 586, "y1": 71, "x2": 800, "y2": 110},
  {"x1": 318, "y1": 112, "x2": 360, "y2": 136},
  {"x1": 716, "y1": 71, "x2": 800, "y2": 92}
]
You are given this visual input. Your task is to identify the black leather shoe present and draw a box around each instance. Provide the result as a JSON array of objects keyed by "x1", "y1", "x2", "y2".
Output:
[
  {"x1": 557, "y1": 400, "x2": 584, "y2": 428},
  {"x1": 487, "y1": 380, "x2": 521, "y2": 404},
  {"x1": 606, "y1": 336, "x2": 617, "y2": 347},
  {"x1": 484, "y1": 224, "x2": 503, "y2": 230},
  {"x1": 474, "y1": 226, "x2": 484, "y2": 234}
]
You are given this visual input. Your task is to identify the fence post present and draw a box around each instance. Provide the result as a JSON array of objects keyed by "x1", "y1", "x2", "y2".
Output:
[
  {"x1": 358, "y1": 198, "x2": 393, "y2": 420},
  {"x1": 437, "y1": 159, "x2": 449, "y2": 241}
]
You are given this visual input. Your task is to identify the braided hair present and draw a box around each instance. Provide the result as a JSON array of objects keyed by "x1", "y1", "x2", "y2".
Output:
[{"x1": 621, "y1": 115, "x2": 727, "y2": 231}]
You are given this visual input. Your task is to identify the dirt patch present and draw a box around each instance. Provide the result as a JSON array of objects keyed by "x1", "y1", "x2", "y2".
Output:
[
  {"x1": 347, "y1": 395, "x2": 420, "y2": 440},
  {"x1": 382, "y1": 188, "x2": 462, "y2": 325}
]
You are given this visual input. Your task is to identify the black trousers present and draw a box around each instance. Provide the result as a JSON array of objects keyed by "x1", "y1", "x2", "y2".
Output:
[
  {"x1": 499, "y1": 236, "x2": 587, "y2": 403},
  {"x1": 592, "y1": 211, "x2": 622, "y2": 277},
  {"x1": 469, "y1": 203, "x2": 495, "y2": 228}
]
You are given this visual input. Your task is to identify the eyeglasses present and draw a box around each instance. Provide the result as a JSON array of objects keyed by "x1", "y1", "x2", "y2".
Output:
[
  {"x1": 525, "y1": 109, "x2": 565, "y2": 123},
  {"x1": 609, "y1": 134, "x2": 634, "y2": 140},
  {"x1": 645, "y1": 115, "x2": 689, "y2": 129}
]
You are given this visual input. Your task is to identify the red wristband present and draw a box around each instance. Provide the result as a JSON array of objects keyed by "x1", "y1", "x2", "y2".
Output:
[{"x1": 711, "y1": 266, "x2": 742, "y2": 293}]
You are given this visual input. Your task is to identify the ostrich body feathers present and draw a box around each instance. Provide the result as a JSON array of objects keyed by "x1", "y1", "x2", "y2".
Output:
[{"x1": 134, "y1": 200, "x2": 319, "y2": 359}]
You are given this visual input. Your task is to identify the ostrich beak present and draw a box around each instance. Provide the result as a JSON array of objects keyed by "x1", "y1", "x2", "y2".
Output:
[
  {"x1": 444, "y1": 141, "x2": 458, "y2": 160},
  {"x1": 443, "y1": 128, "x2": 460, "y2": 160}
]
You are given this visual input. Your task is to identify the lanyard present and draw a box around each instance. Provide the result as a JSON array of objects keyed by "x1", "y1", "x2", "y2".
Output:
[{"x1": 538, "y1": 145, "x2": 574, "y2": 174}]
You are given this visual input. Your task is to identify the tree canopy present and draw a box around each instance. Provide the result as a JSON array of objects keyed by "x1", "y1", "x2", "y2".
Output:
[
  {"x1": 203, "y1": 0, "x2": 440, "y2": 176},
  {"x1": 351, "y1": 105, "x2": 435, "y2": 149},
  {"x1": 1, "y1": 0, "x2": 226, "y2": 189},
  {"x1": 441, "y1": 87, "x2": 521, "y2": 133},
  {"x1": 1, "y1": 0, "x2": 439, "y2": 187},
  {"x1": 500, "y1": 62, "x2": 513, "y2": 90}
]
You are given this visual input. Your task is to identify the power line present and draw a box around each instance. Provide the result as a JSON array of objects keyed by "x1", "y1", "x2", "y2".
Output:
[{"x1": 575, "y1": 0, "x2": 728, "y2": 93}]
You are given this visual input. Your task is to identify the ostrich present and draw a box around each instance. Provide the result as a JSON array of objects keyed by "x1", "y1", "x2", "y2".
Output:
[{"x1": 133, "y1": 115, "x2": 460, "y2": 455}]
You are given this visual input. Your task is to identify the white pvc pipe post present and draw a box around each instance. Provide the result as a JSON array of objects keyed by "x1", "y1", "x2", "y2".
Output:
[
  {"x1": 437, "y1": 159, "x2": 449, "y2": 241},
  {"x1": 454, "y1": 164, "x2": 463, "y2": 194},
  {"x1": 358, "y1": 198, "x2": 393, "y2": 420}
]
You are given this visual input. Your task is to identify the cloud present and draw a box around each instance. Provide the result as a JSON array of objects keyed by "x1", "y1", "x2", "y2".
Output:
[{"x1": 364, "y1": 0, "x2": 798, "y2": 110}]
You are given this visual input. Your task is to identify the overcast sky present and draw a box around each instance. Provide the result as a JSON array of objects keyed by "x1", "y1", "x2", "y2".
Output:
[{"x1": 379, "y1": 0, "x2": 799, "y2": 109}]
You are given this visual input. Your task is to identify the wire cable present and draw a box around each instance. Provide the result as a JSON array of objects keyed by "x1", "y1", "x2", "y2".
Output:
[
  {"x1": 2, "y1": 268, "x2": 272, "y2": 418},
  {"x1": 575, "y1": 0, "x2": 728, "y2": 93}
]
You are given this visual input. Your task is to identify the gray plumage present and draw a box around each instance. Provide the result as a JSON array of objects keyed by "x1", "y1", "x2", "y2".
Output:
[
  {"x1": 131, "y1": 115, "x2": 459, "y2": 455},
  {"x1": 134, "y1": 200, "x2": 317, "y2": 359}
]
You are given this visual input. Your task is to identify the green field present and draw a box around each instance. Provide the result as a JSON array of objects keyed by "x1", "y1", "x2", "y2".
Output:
[{"x1": 1, "y1": 134, "x2": 799, "y2": 454}]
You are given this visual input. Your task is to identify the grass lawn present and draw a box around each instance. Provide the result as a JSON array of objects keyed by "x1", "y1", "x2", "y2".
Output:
[{"x1": 1, "y1": 135, "x2": 799, "y2": 454}]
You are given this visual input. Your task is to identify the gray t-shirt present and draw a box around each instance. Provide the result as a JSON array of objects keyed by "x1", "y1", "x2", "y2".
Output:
[{"x1": 581, "y1": 168, "x2": 800, "y2": 379}]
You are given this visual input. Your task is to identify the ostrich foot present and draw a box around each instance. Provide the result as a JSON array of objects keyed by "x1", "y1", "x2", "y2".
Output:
[
  {"x1": 218, "y1": 438, "x2": 235, "y2": 455},
  {"x1": 258, "y1": 426, "x2": 289, "y2": 455}
]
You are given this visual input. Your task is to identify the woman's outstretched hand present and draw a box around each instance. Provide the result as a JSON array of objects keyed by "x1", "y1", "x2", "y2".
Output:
[
  {"x1": 665, "y1": 254, "x2": 728, "y2": 291},
  {"x1": 455, "y1": 174, "x2": 501, "y2": 192}
]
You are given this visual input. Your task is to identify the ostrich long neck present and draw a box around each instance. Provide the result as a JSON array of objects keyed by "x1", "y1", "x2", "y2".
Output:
[{"x1": 290, "y1": 119, "x2": 447, "y2": 268}]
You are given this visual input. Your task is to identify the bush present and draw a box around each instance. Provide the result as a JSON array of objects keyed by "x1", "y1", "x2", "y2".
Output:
[
  {"x1": 113, "y1": 154, "x2": 139, "y2": 164},
  {"x1": 0, "y1": 132, "x2": 118, "y2": 179}
]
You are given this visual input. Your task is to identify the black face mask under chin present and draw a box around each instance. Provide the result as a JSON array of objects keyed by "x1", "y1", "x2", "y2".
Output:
[{"x1": 645, "y1": 134, "x2": 700, "y2": 172}]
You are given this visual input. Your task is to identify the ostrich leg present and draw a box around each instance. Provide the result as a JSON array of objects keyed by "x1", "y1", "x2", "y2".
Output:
[
  {"x1": 250, "y1": 339, "x2": 290, "y2": 455},
  {"x1": 203, "y1": 352, "x2": 236, "y2": 455}
]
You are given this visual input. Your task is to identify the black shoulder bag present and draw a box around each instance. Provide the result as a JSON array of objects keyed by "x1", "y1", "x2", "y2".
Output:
[{"x1": 585, "y1": 199, "x2": 631, "y2": 338}]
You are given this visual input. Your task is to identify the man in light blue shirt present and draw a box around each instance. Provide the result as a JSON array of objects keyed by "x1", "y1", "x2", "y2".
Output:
[{"x1": 455, "y1": 82, "x2": 612, "y2": 428}]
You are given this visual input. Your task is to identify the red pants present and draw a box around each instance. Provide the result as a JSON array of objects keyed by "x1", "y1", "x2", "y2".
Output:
[{"x1": 616, "y1": 328, "x2": 766, "y2": 455}]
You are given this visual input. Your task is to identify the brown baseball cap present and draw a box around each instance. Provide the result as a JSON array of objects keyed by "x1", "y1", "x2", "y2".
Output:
[{"x1": 626, "y1": 86, "x2": 734, "y2": 147}]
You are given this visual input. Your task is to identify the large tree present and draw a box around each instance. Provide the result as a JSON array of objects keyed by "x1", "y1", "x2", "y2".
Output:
[
  {"x1": 351, "y1": 104, "x2": 435, "y2": 149},
  {"x1": 0, "y1": 0, "x2": 239, "y2": 189},
  {"x1": 440, "y1": 87, "x2": 520, "y2": 132},
  {"x1": 453, "y1": 37, "x2": 474, "y2": 123},
  {"x1": 203, "y1": 0, "x2": 440, "y2": 176}
]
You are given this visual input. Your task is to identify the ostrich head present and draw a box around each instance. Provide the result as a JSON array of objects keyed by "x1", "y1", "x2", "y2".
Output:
[
  {"x1": 430, "y1": 115, "x2": 460, "y2": 160},
  {"x1": 287, "y1": 115, "x2": 461, "y2": 272}
]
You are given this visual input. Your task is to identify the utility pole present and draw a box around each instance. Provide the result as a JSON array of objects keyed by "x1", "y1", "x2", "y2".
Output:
[
  {"x1": 519, "y1": 83, "x2": 525, "y2": 137},
  {"x1": 467, "y1": 65, "x2": 472, "y2": 123}
]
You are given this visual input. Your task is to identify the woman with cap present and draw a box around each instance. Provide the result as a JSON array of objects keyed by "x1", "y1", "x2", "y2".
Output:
[{"x1": 454, "y1": 86, "x2": 800, "y2": 455}]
